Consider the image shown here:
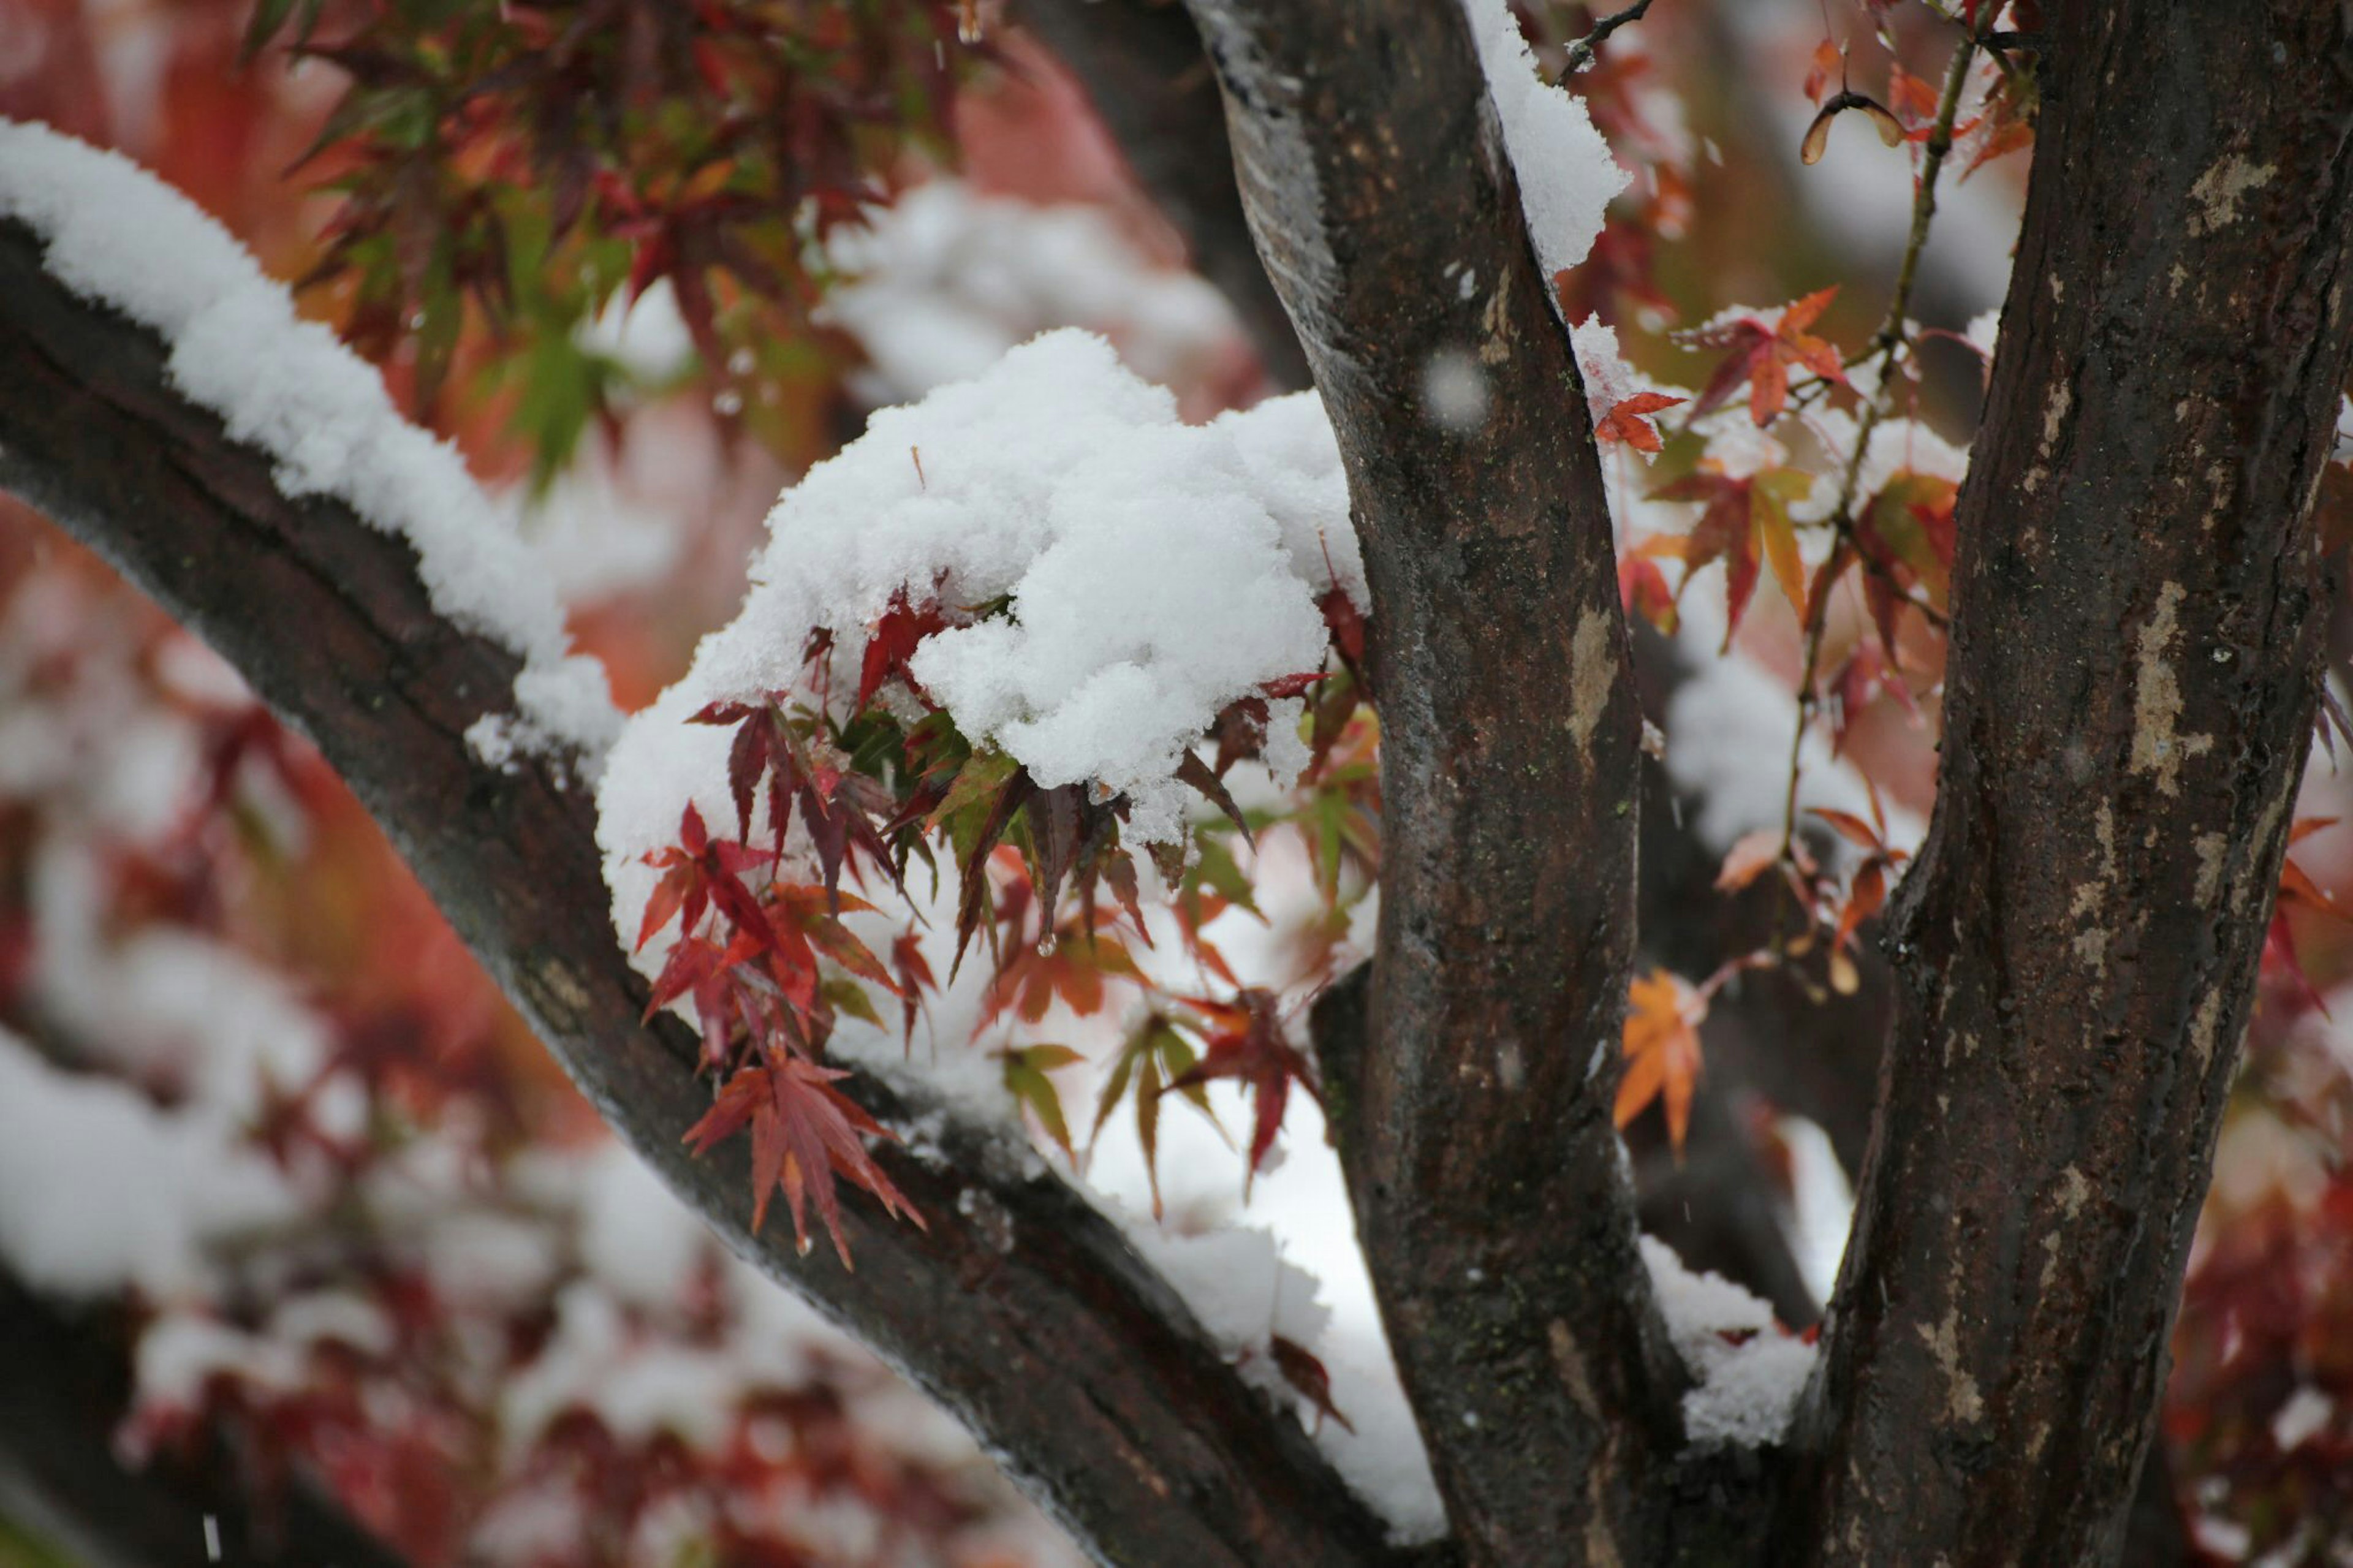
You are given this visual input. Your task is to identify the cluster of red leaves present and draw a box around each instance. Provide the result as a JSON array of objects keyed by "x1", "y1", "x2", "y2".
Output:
[
  {"x1": 2167, "y1": 1167, "x2": 2353, "y2": 1560},
  {"x1": 244, "y1": 0, "x2": 976, "y2": 461},
  {"x1": 0, "y1": 519, "x2": 1039, "y2": 1565},
  {"x1": 637, "y1": 786, "x2": 921, "y2": 1267},
  {"x1": 637, "y1": 582, "x2": 1370, "y2": 1259}
]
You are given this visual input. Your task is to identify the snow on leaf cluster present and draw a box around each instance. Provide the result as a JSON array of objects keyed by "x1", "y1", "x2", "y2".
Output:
[
  {"x1": 0, "y1": 120, "x2": 615, "y2": 761},
  {"x1": 597, "y1": 328, "x2": 1357, "y2": 891}
]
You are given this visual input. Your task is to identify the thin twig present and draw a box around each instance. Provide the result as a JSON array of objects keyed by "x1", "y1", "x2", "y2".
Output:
[
  {"x1": 1561, "y1": 0, "x2": 1658, "y2": 79},
  {"x1": 1777, "y1": 27, "x2": 1979, "y2": 861}
]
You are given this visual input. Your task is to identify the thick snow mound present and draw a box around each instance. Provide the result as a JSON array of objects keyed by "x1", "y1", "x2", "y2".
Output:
[{"x1": 597, "y1": 331, "x2": 1357, "y2": 915}]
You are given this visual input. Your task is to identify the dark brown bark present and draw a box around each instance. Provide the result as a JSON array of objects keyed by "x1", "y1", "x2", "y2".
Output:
[
  {"x1": 1786, "y1": 4, "x2": 2353, "y2": 1562},
  {"x1": 0, "y1": 1267, "x2": 411, "y2": 1568},
  {"x1": 1013, "y1": 0, "x2": 1311, "y2": 392},
  {"x1": 0, "y1": 220, "x2": 1418, "y2": 1568},
  {"x1": 1031, "y1": 0, "x2": 1836, "y2": 1328},
  {"x1": 1180, "y1": 2, "x2": 1684, "y2": 1561}
]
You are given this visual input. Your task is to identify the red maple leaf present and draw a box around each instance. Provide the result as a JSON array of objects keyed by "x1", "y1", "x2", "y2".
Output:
[
  {"x1": 856, "y1": 591, "x2": 950, "y2": 714},
  {"x1": 636, "y1": 801, "x2": 779, "y2": 952},
  {"x1": 1685, "y1": 288, "x2": 1849, "y2": 426},
  {"x1": 1595, "y1": 391, "x2": 1686, "y2": 454},
  {"x1": 1165, "y1": 989, "x2": 1320, "y2": 1182},
  {"x1": 683, "y1": 1056, "x2": 923, "y2": 1269},
  {"x1": 1647, "y1": 468, "x2": 1816, "y2": 645}
]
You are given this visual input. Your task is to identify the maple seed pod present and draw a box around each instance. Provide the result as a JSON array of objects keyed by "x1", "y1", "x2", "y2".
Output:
[{"x1": 1801, "y1": 92, "x2": 1907, "y2": 165}]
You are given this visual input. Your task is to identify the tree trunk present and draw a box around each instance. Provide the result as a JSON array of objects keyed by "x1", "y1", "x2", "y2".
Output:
[
  {"x1": 1786, "y1": 4, "x2": 2353, "y2": 1560},
  {"x1": 1180, "y1": 2, "x2": 1686, "y2": 1561}
]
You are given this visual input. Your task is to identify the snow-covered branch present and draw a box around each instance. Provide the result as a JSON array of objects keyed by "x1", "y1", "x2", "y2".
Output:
[{"x1": 0, "y1": 127, "x2": 1412, "y2": 1568}]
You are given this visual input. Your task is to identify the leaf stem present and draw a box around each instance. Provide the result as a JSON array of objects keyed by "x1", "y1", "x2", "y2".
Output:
[{"x1": 1777, "y1": 27, "x2": 1979, "y2": 863}]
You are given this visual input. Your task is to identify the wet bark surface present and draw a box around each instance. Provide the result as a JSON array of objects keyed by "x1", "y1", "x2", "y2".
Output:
[
  {"x1": 1183, "y1": 2, "x2": 1686, "y2": 1561},
  {"x1": 1784, "y1": 4, "x2": 2353, "y2": 1562}
]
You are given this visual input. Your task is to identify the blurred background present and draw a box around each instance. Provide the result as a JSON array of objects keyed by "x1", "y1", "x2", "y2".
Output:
[{"x1": 0, "y1": 1, "x2": 2347, "y2": 1564}]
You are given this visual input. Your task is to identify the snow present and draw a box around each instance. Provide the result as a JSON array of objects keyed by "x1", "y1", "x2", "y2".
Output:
[
  {"x1": 824, "y1": 181, "x2": 1242, "y2": 403},
  {"x1": 0, "y1": 119, "x2": 616, "y2": 761},
  {"x1": 1641, "y1": 1237, "x2": 1816, "y2": 1447},
  {"x1": 1461, "y1": 0, "x2": 1628, "y2": 281},
  {"x1": 1660, "y1": 591, "x2": 1927, "y2": 858},
  {"x1": 596, "y1": 327, "x2": 1357, "y2": 920},
  {"x1": 1107, "y1": 1189, "x2": 1447, "y2": 1542},
  {"x1": 2270, "y1": 1385, "x2": 2333, "y2": 1453},
  {"x1": 1572, "y1": 316, "x2": 1645, "y2": 418},
  {"x1": 0, "y1": 1024, "x2": 302, "y2": 1297}
]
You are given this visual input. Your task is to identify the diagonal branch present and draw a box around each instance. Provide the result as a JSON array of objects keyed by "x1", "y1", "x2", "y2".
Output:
[
  {"x1": 0, "y1": 1264, "x2": 411, "y2": 1568},
  {"x1": 1180, "y1": 1, "x2": 1684, "y2": 1560},
  {"x1": 1784, "y1": 3, "x2": 2353, "y2": 1561},
  {"x1": 0, "y1": 218, "x2": 1418, "y2": 1568}
]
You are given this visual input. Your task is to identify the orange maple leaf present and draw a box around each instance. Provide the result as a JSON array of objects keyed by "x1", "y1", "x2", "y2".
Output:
[
  {"x1": 1686, "y1": 288, "x2": 1849, "y2": 426},
  {"x1": 1595, "y1": 391, "x2": 1686, "y2": 454},
  {"x1": 1616, "y1": 969, "x2": 1705, "y2": 1154}
]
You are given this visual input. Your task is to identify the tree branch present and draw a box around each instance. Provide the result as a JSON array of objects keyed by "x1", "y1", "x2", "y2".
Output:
[
  {"x1": 1784, "y1": 2, "x2": 2353, "y2": 1560},
  {"x1": 1181, "y1": 3, "x2": 1684, "y2": 1560},
  {"x1": 0, "y1": 219, "x2": 1417, "y2": 1568},
  {"x1": 1560, "y1": 0, "x2": 1659, "y2": 80},
  {"x1": 0, "y1": 1265, "x2": 411, "y2": 1568}
]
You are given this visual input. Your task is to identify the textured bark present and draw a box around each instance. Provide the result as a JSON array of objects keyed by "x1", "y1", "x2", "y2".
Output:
[
  {"x1": 1786, "y1": 5, "x2": 2353, "y2": 1562},
  {"x1": 1014, "y1": 0, "x2": 1311, "y2": 391},
  {"x1": 0, "y1": 1268, "x2": 410, "y2": 1568},
  {"x1": 0, "y1": 220, "x2": 1417, "y2": 1568},
  {"x1": 1031, "y1": 0, "x2": 1836, "y2": 1327},
  {"x1": 1181, "y1": 2, "x2": 1683, "y2": 1561}
]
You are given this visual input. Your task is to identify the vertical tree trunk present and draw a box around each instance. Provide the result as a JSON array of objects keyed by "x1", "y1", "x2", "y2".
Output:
[
  {"x1": 1181, "y1": 3, "x2": 1684, "y2": 1561},
  {"x1": 1787, "y1": 5, "x2": 2353, "y2": 1561}
]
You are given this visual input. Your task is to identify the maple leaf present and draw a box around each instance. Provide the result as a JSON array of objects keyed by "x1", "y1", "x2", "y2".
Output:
[
  {"x1": 1684, "y1": 288, "x2": 1849, "y2": 426},
  {"x1": 1650, "y1": 467, "x2": 1816, "y2": 645},
  {"x1": 999, "y1": 1043, "x2": 1085, "y2": 1162},
  {"x1": 1165, "y1": 989, "x2": 1320, "y2": 1185},
  {"x1": 682, "y1": 1056, "x2": 923, "y2": 1270},
  {"x1": 1854, "y1": 471, "x2": 1958, "y2": 656},
  {"x1": 856, "y1": 591, "x2": 949, "y2": 714},
  {"x1": 1715, "y1": 828, "x2": 1785, "y2": 892},
  {"x1": 690, "y1": 697, "x2": 898, "y2": 906},
  {"x1": 1616, "y1": 969, "x2": 1705, "y2": 1154},
  {"x1": 1091, "y1": 1013, "x2": 1221, "y2": 1218},
  {"x1": 1595, "y1": 391, "x2": 1686, "y2": 454},
  {"x1": 1270, "y1": 1336, "x2": 1355, "y2": 1435},
  {"x1": 980, "y1": 923, "x2": 1142, "y2": 1028},
  {"x1": 636, "y1": 801, "x2": 779, "y2": 952}
]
